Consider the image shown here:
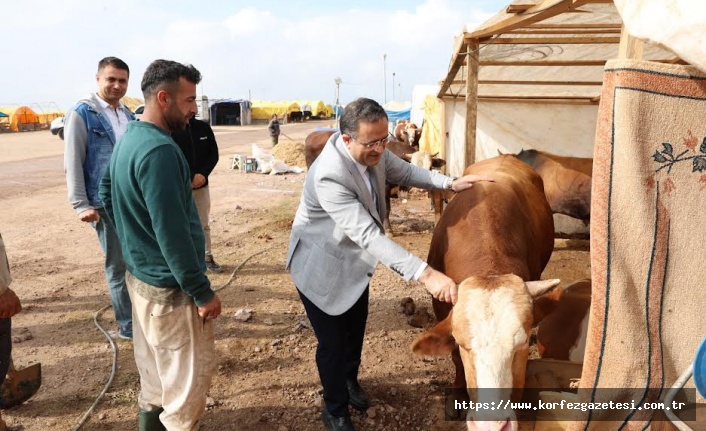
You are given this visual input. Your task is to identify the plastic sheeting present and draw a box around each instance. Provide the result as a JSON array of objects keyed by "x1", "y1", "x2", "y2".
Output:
[
  {"x1": 385, "y1": 108, "x2": 410, "y2": 124},
  {"x1": 441, "y1": 100, "x2": 596, "y2": 176},
  {"x1": 410, "y1": 85, "x2": 439, "y2": 127},
  {"x1": 418, "y1": 95, "x2": 442, "y2": 155},
  {"x1": 615, "y1": 0, "x2": 706, "y2": 73}
]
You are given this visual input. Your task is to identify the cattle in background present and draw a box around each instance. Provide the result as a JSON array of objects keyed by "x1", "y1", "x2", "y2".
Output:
[
  {"x1": 393, "y1": 120, "x2": 422, "y2": 149},
  {"x1": 303, "y1": 129, "x2": 418, "y2": 236},
  {"x1": 405, "y1": 122, "x2": 422, "y2": 149},
  {"x1": 514, "y1": 149, "x2": 593, "y2": 221},
  {"x1": 393, "y1": 120, "x2": 408, "y2": 145},
  {"x1": 411, "y1": 155, "x2": 558, "y2": 429},
  {"x1": 536, "y1": 279, "x2": 591, "y2": 362}
]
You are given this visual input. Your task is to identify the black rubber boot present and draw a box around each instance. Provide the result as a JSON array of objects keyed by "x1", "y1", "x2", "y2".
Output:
[{"x1": 138, "y1": 408, "x2": 167, "y2": 431}]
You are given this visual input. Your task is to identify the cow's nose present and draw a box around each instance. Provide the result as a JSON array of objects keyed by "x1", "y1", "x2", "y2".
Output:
[{"x1": 467, "y1": 419, "x2": 516, "y2": 431}]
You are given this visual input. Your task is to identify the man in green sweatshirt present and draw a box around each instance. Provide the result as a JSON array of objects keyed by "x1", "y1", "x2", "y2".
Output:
[{"x1": 100, "y1": 59, "x2": 221, "y2": 431}]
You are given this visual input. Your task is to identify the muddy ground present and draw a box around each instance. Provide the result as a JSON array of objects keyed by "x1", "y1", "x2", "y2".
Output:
[{"x1": 0, "y1": 121, "x2": 590, "y2": 431}]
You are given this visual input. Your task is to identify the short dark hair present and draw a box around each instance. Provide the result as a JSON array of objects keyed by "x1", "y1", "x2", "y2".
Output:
[
  {"x1": 339, "y1": 98, "x2": 388, "y2": 138},
  {"x1": 98, "y1": 57, "x2": 130, "y2": 76},
  {"x1": 140, "y1": 59, "x2": 202, "y2": 101}
]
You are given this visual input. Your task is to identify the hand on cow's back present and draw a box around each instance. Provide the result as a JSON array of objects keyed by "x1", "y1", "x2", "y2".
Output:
[
  {"x1": 451, "y1": 174, "x2": 495, "y2": 192},
  {"x1": 418, "y1": 266, "x2": 458, "y2": 304}
]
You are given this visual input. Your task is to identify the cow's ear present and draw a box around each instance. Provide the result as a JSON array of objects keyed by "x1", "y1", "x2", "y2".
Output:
[
  {"x1": 532, "y1": 285, "x2": 563, "y2": 325},
  {"x1": 411, "y1": 314, "x2": 456, "y2": 356},
  {"x1": 525, "y1": 279, "x2": 560, "y2": 298},
  {"x1": 432, "y1": 158, "x2": 446, "y2": 169}
]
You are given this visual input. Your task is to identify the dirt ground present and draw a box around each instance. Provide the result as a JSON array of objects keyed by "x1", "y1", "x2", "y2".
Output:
[{"x1": 0, "y1": 121, "x2": 590, "y2": 431}]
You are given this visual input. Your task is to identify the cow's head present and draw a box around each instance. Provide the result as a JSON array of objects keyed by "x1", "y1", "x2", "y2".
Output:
[
  {"x1": 412, "y1": 274, "x2": 560, "y2": 431},
  {"x1": 406, "y1": 151, "x2": 446, "y2": 170},
  {"x1": 405, "y1": 123, "x2": 421, "y2": 149}
]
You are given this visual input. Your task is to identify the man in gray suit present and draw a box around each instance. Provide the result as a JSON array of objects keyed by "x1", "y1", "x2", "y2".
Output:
[{"x1": 286, "y1": 98, "x2": 493, "y2": 431}]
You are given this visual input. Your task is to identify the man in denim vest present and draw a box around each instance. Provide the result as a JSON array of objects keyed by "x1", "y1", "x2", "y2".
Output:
[{"x1": 64, "y1": 57, "x2": 134, "y2": 340}]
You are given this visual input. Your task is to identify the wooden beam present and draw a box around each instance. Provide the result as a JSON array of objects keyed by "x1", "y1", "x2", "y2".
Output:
[
  {"x1": 506, "y1": 3, "x2": 535, "y2": 13},
  {"x1": 437, "y1": 35, "x2": 469, "y2": 98},
  {"x1": 483, "y1": 36, "x2": 621, "y2": 44},
  {"x1": 618, "y1": 25, "x2": 644, "y2": 60},
  {"x1": 478, "y1": 95, "x2": 596, "y2": 100},
  {"x1": 447, "y1": 79, "x2": 602, "y2": 86},
  {"x1": 477, "y1": 97, "x2": 599, "y2": 105},
  {"x1": 505, "y1": 28, "x2": 621, "y2": 34},
  {"x1": 527, "y1": 23, "x2": 622, "y2": 29},
  {"x1": 479, "y1": 79, "x2": 603, "y2": 86},
  {"x1": 468, "y1": 0, "x2": 576, "y2": 40},
  {"x1": 477, "y1": 58, "x2": 679, "y2": 67},
  {"x1": 479, "y1": 59, "x2": 607, "y2": 66}
]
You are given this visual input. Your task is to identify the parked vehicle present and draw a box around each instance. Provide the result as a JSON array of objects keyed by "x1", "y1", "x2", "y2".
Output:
[{"x1": 50, "y1": 116, "x2": 65, "y2": 140}]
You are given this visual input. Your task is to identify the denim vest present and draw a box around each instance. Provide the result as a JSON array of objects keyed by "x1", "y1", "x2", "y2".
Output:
[{"x1": 73, "y1": 102, "x2": 135, "y2": 207}]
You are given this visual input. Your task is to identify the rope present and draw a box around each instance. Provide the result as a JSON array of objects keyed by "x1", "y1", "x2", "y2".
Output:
[{"x1": 70, "y1": 305, "x2": 118, "y2": 431}]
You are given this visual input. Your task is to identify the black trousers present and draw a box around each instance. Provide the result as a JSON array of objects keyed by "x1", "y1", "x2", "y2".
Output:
[
  {"x1": 0, "y1": 317, "x2": 11, "y2": 385},
  {"x1": 298, "y1": 287, "x2": 369, "y2": 417}
]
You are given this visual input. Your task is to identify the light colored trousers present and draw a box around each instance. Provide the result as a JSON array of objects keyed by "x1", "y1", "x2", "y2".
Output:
[
  {"x1": 193, "y1": 186, "x2": 212, "y2": 256},
  {"x1": 126, "y1": 273, "x2": 215, "y2": 431}
]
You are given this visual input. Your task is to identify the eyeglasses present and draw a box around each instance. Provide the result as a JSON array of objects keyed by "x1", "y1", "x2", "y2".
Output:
[{"x1": 353, "y1": 133, "x2": 394, "y2": 150}]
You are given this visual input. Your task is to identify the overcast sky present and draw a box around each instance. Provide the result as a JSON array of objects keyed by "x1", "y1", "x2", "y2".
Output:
[{"x1": 2, "y1": 0, "x2": 507, "y2": 111}]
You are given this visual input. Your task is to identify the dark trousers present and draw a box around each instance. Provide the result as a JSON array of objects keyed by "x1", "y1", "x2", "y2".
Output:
[
  {"x1": 0, "y1": 317, "x2": 11, "y2": 385},
  {"x1": 298, "y1": 287, "x2": 369, "y2": 417}
]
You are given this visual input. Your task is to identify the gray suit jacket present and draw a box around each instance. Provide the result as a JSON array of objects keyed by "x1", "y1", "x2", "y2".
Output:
[{"x1": 286, "y1": 133, "x2": 449, "y2": 315}]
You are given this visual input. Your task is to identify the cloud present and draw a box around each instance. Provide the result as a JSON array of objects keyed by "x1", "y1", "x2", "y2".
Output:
[{"x1": 0, "y1": 0, "x2": 497, "y2": 109}]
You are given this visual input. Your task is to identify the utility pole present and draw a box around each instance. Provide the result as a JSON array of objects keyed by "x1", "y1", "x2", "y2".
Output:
[
  {"x1": 392, "y1": 72, "x2": 396, "y2": 101},
  {"x1": 334, "y1": 77, "x2": 342, "y2": 128},
  {"x1": 383, "y1": 53, "x2": 387, "y2": 104}
]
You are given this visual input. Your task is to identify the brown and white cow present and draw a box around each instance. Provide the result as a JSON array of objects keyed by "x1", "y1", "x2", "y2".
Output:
[
  {"x1": 514, "y1": 149, "x2": 593, "y2": 221},
  {"x1": 536, "y1": 279, "x2": 591, "y2": 362},
  {"x1": 303, "y1": 129, "x2": 440, "y2": 236},
  {"x1": 411, "y1": 155, "x2": 558, "y2": 431}
]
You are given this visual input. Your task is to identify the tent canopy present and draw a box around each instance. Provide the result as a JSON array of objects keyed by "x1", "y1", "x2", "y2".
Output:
[
  {"x1": 0, "y1": 106, "x2": 40, "y2": 132},
  {"x1": 251, "y1": 101, "x2": 301, "y2": 120},
  {"x1": 438, "y1": 0, "x2": 678, "y2": 104},
  {"x1": 209, "y1": 99, "x2": 251, "y2": 126},
  {"x1": 296, "y1": 100, "x2": 331, "y2": 117}
]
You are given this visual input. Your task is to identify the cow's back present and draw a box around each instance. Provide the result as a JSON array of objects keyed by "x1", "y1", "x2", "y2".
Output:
[
  {"x1": 428, "y1": 155, "x2": 554, "y2": 286},
  {"x1": 516, "y1": 149, "x2": 592, "y2": 220},
  {"x1": 304, "y1": 130, "x2": 336, "y2": 168}
]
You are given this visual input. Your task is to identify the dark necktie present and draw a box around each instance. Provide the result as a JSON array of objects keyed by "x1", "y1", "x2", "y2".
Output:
[{"x1": 367, "y1": 169, "x2": 378, "y2": 214}]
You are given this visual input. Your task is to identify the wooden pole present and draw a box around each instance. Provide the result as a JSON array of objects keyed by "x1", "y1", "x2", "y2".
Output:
[
  {"x1": 433, "y1": 39, "x2": 480, "y2": 224},
  {"x1": 465, "y1": 39, "x2": 479, "y2": 168},
  {"x1": 618, "y1": 25, "x2": 644, "y2": 60}
]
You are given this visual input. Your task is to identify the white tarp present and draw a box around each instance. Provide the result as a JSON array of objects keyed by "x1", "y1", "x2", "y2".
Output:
[
  {"x1": 442, "y1": 101, "x2": 596, "y2": 177},
  {"x1": 410, "y1": 85, "x2": 440, "y2": 127},
  {"x1": 383, "y1": 101, "x2": 411, "y2": 111},
  {"x1": 615, "y1": 0, "x2": 706, "y2": 73}
]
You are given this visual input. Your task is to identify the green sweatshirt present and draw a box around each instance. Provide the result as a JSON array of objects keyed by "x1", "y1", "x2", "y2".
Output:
[{"x1": 99, "y1": 121, "x2": 214, "y2": 306}]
